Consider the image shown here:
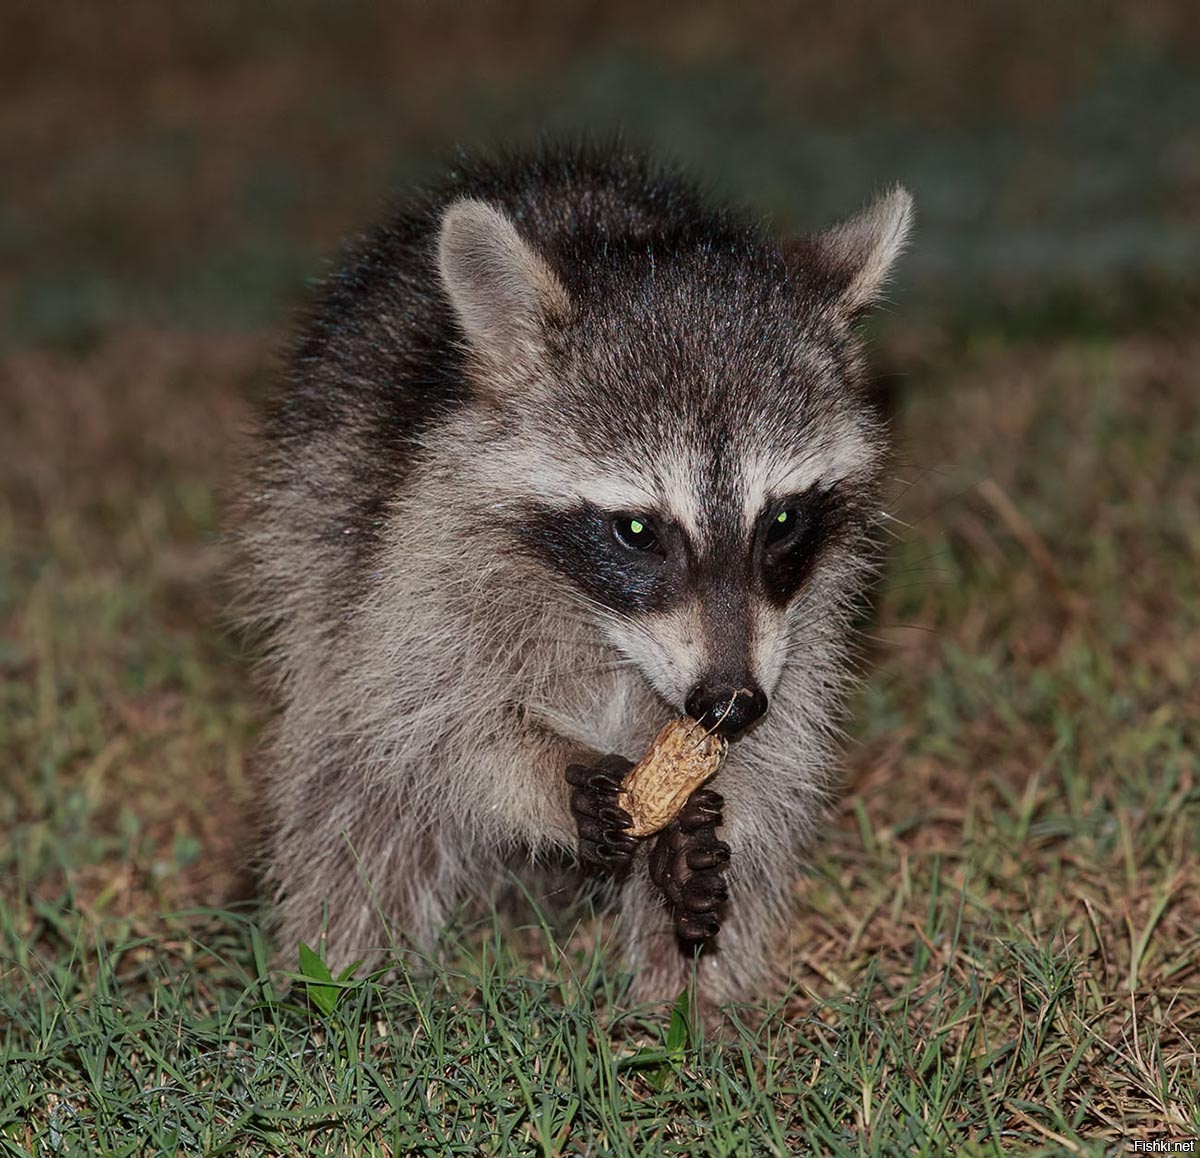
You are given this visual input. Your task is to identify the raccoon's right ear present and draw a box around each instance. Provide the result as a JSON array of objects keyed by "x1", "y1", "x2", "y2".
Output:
[
  {"x1": 437, "y1": 198, "x2": 572, "y2": 368},
  {"x1": 793, "y1": 186, "x2": 914, "y2": 316}
]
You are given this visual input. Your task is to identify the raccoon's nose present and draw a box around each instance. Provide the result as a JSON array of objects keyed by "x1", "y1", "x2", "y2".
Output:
[{"x1": 685, "y1": 682, "x2": 769, "y2": 739}]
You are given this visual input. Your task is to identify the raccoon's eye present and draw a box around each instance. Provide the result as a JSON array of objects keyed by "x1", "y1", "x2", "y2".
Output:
[
  {"x1": 765, "y1": 507, "x2": 800, "y2": 550},
  {"x1": 612, "y1": 515, "x2": 660, "y2": 553}
]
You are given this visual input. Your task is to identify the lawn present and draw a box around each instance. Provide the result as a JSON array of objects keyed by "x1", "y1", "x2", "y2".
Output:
[
  {"x1": 3, "y1": 322, "x2": 1196, "y2": 1154},
  {"x1": 2, "y1": 4, "x2": 1198, "y2": 1154}
]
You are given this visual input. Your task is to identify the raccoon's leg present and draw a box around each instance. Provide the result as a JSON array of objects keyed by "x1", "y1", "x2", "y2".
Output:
[
  {"x1": 564, "y1": 755, "x2": 638, "y2": 874},
  {"x1": 620, "y1": 787, "x2": 731, "y2": 1012},
  {"x1": 490, "y1": 712, "x2": 639, "y2": 873},
  {"x1": 647, "y1": 789, "x2": 731, "y2": 942},
  {"x1": 264, "y1": 759, "x2": 479, "y2": 973},
  {"x1": 622, "y1": 817, "x2": 788, "y2": 1020}
]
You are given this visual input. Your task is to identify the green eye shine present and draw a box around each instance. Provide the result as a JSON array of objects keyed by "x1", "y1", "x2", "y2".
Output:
[
  {"x1": 613, "y1": 515, "x2": 659, "y2": 552},
  {"x1": 766, "y1": 507, "x2": 797, "y2": 548}
]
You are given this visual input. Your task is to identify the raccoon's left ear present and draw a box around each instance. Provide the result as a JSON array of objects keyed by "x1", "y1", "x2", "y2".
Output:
[
  {"x1": 799, "y1": 186, "x2": 914, "y2": 315},
  {"x1": 437, "y1": 198, "x2": 572, "y2": 367}
]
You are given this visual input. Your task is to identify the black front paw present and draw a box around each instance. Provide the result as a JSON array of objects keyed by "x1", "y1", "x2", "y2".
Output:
[
  {"x1": 648, "y1": 788, "x2": 731, "y2": 945},
  {"x1": 566, "y1": 755, "x2": 637, "y2": 875}
]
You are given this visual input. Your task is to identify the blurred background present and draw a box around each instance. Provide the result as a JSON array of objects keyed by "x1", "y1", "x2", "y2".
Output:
[
  {"x1": 3, "y1": 0, "x2": 1198, "y2": 348},
  {"x1": 2, "y1": 0, "x2": 1198, "y2": 987}
]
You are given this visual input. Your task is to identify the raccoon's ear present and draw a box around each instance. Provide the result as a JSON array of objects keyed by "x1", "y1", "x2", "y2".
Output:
[
  {"x1": 800, "y1": 186, "x2": 914, "y2": 314},
  {"x1": 437, "y1": 198, "x2": 572, "y2": 364}
]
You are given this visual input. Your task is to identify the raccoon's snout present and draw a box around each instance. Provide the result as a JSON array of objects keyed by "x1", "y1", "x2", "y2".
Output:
[{"x1": 685, "y1": 681, "x2": 769, "y2": 739}]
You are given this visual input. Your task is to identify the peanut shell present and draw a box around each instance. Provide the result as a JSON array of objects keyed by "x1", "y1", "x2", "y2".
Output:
[{"x1": 617, "y1": 717, "x2": 727, "y2": 837}]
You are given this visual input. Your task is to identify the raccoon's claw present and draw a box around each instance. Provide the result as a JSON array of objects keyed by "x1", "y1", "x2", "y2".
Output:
[
  {"x1": 677, "y1": 788, "x2": 724, "y2": 827},
  {"x1": 566, "y1": 755, "x2": 637, "y2": 875},
  {"x1": 649, "y1": 788, "x2": 730, "y2": 945}
]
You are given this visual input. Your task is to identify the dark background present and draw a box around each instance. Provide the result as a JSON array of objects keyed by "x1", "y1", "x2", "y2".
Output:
[{"x1": 3, "y1": 0, "x2": 1198, "y2": 350}]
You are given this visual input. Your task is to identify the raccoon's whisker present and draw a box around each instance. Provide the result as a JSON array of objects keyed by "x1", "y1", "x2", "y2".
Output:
[
  {"x1": 523, "y1": 655, "x2": 639, "y2": 685},
  {"x1": 560, "y1": 590, "x2": 638, "y2": 629},
  {"x1": 859, "y1": 623, "x2": 940, "y2": 646},
  {"x1": 884, "y1": 572, "x2": 954, "y2": 594},
  {"x1": 502, "y1": 611, "x2": 608, "y2": 637},
  {"x1": 876, "y1": 508, "x2": 912, "y2": 529},
  {"x1": 783, "y1": 607, "x2": 845, "y2": 641},
  {"x1": 886, "y1": 462, "x2": 957, "y2": 495},
  {"x1": 887, "y1": 546, "x2": 950, "y2": 568}
]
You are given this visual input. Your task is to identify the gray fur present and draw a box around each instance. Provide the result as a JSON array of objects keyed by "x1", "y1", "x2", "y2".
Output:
[{"x1": 235, "y1": 142, "x2": 910, "y2": 1015}]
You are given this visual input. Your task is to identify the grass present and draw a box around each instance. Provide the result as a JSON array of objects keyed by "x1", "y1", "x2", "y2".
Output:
[
  {"x1": 3, "y1": 4, "x2": 1199, "y2": 1151},
  {"x1": 1, "y1": 325, "x2": 1197, "y2": 1154}
]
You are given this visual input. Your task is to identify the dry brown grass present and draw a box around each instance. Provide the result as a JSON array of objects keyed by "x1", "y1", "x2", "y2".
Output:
[
  {"x1": 1, "y1": 332, "x2": 270, "y2": 921},
  {"x1": 2, "y1": 327, "x2": 1196, "y2": 1147}
]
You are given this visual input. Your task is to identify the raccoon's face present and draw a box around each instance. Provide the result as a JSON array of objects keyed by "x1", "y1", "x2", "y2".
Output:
[
  {"x1": 509, "y1": 335, "x2": 885, "y2": 734},
  {"x1": 437, "y1": 190, "x2": 910, "y2": 736},
  {"x1": 514, "y1": 476, "x2": 868, "y2": 737}
]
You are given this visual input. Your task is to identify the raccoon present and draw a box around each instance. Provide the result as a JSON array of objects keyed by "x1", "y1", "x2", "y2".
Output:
[{"x1": 238, "y1": 141, "x2": 911, "y2": 1015}]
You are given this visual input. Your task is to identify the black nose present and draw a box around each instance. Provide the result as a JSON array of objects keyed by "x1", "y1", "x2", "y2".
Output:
[{"x1": 684, "y1": 681, "x2": 769, "y2": 739}]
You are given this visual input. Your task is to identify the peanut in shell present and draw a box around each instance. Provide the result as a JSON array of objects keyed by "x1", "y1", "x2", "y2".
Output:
[{"x1": 617, "y1": 717, "x2": 727, "y2": 837}]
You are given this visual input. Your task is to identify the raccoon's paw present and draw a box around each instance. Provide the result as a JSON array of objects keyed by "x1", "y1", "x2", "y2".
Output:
[
  {"x1": 566, "y1": 755, "x2": 638, "y2": 875},
  {"x1": 648, "y1": 788, "x2": 730, "y2": 945}
]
